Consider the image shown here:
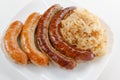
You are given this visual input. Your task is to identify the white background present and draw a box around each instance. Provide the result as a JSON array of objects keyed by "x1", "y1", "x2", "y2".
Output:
[{"x1": 0, "y1": 0, "x2": 120, "y2": 80}]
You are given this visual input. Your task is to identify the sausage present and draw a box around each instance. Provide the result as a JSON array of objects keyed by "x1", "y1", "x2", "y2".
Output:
[
  {"x1": 20, "y1": 13, "x2": 49, "y2": 66},
  {"x1": 49, "y1": 7, "x2": 95, "y2": 61},
  {"x1": 3, "y1": 21, "x2": 28, "y2": 64},
  {"x1": 36, "y1": 4, "x2": 76, "y2": 69}
]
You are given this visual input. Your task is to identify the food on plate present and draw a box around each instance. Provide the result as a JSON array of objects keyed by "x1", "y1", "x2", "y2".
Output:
[
  {"x1": 36, "y1": 4, "x2": 76, "y2": 69},
  {"x1": 3, "y1": 4, "x2": 107, "y2": 70},
  {"x1": 61, "y1": 9, "x2": 107, "y2": 57},
  {"x1": 49, "y1": 7, "x2": 95, "y2": 62},
  {"x1": 3, "y1": 21, "x2": 28, "y2": 64},
  {"x1": 20, "y1": 13, "x2": 49, "y2": 66}
]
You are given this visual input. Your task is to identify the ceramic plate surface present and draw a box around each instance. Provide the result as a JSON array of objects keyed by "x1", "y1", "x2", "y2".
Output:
[{"x1": 0, "y1": 0, "x2": 113, "y2": 80}]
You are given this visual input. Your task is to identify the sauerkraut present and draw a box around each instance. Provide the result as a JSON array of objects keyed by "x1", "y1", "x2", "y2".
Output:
[{"x1": 61, "y1": 9, "x2": 107, "y2": 57}]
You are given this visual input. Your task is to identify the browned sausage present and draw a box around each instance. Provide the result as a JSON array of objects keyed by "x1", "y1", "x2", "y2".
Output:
[
  {"x1": 36, "y1": 4, "x2": 76, "y2": 69},
  {"x1": 3, "y1": 21, "x2": 28, "y2": 64},
  {"x1": 49, "y1": 7, "x2": 95, "y2": 61},
  {"x1": 20, "y1": 13, "x2": 49, "y2": 66}
]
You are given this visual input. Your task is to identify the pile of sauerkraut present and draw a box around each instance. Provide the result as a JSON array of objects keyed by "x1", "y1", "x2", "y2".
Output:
[{"x1": 61, "y1": 9, "x2": 107, "y2": 57}]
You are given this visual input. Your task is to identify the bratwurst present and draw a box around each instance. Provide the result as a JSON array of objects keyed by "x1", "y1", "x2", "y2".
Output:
[
  {"x1": 20, "y1": 13, "x2": 49, "y2": 66},
  {"x1": 3, "y1": 21, "x2": 28, "y2": 64},
  {"x1": 49, "y1": 7, "x2": 95, "y2": 61},
  {"x1": 36, "y1": 4, "x2": 76, "y2": 69}
]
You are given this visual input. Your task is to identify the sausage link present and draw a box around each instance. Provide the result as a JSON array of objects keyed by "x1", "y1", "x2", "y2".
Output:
[
  {"x1": 3, "y1": 21, "x2": 28, "y2": 64},
  {"x1": 36, "y1": 4, "x2": 76, "y2": 69},
  {"x1": 20, "y1": 13, "x2": 49, "y2": 66},
  {"x1": 49, "y1": 7, "x2": 95, "y2": 61}
]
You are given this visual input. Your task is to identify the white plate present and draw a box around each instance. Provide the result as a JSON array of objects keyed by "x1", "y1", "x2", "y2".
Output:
[{"x1": 0, "y1": 0, "x2": 113, "y2": 80}]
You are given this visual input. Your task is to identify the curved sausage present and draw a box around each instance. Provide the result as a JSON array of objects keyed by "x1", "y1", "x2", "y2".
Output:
[
  {"x1": 20, "y1": 13, "x2": 49, "y2": 66},
  {"x1": 3, "y1": 21, "x2": 28, "y2": 64},
  {"x1": 36, "y1": 4, "x2": 76, "y2": 69},
  {"x1": 49, "y1": 7, "x2": 95, "y2": 61}
]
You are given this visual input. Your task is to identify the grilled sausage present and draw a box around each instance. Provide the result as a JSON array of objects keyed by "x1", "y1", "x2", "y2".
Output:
[
  {"x1": 49, "y1": 7, "x2": 95, "y2": 61},
  {"x1": 36, "y1": 4, "x2": 76, "y2": 69},
  {"x1": 3, "y1": 21, "x2": 28, "y2": 64},
  {"x1": 20, "y1": 13, "x2": 49, "y2": 66}
]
